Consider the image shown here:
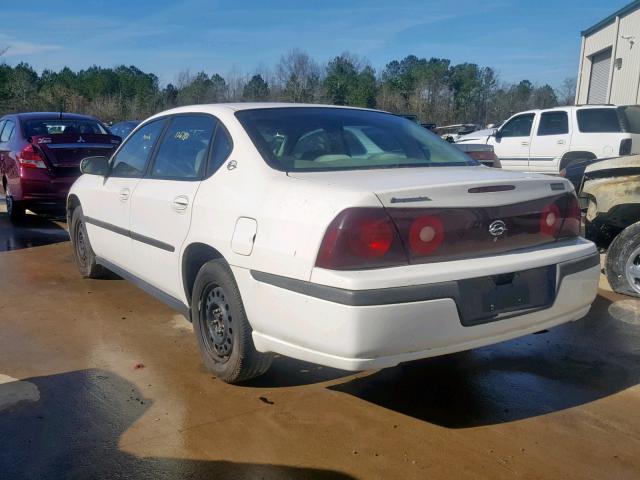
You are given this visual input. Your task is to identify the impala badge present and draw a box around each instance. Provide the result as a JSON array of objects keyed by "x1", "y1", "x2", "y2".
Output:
[{"x1": 489, "y1": 220, "x2": 507, "y2": 237}]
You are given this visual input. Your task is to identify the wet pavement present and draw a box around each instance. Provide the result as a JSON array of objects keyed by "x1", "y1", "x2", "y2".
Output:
[
  {"x1": 0, "y1": 199, "x2": 68, "y2": 252},
  {"x1": 1, "y1": 207, "x2": 640, "y2": 479}
]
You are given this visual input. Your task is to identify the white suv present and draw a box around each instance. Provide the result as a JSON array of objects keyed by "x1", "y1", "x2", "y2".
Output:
[
  {"x1": 457, "y1": 105, "x2": 640, "y2": 173},
  {"x1": 68, "y1": 104, "x2": 600, "y2": 383}
]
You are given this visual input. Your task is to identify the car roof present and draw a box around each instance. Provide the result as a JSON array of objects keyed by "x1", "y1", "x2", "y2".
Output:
[
  {"x1": 148, "y1": 102, "x2": 383, "y2": 119},
  {"x1": 13, "y1": 112, "x2": 102, "y2": 121},
  {"x1": 507, "y1": 105, "x2": 620, "y2": 117}
]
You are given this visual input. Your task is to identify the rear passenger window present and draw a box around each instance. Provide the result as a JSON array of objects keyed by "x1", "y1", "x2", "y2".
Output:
[
  {"x1": 0, "y1": 120, "x2": 15, "y2": 142},
  {"x1": 577, "y1": 108, "x2": 621, "y2": 133},
  {"x1": 537, "y1": 112, "x2": 569, "y2": 136},
  {"x1": 208, "y1": 124, "x2": 233, "y2": 174},
  {"x1": 151, "y1": 115, "x2": 216, "y2": 180},
  {"x1": 111, "y1": 119, "x2": 167, "y2": 178}
]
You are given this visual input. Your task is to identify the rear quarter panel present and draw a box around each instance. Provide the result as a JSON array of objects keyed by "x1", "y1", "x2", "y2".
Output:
[{"x1": 184, "y1": 110, "x2": 381, "y2": 282}]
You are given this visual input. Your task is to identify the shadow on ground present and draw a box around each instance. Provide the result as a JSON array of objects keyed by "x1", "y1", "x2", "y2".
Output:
[
  {"x1": 0, "y1": 369, "x2": 355, "y2": 480},
  {"x1": 243, "y1": 356, "x2": 352, "y2": 388},
  {"x1": 330, "y1": 295, "x2": 640, "y2": 428},
  {"x1": 0, "y1": 199, "x2": 69, "y2": 252}
]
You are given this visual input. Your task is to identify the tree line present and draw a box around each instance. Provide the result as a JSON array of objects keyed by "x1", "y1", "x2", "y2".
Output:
[{"x1": 0, "y1": 49, "x2": 576, "y2": 126}]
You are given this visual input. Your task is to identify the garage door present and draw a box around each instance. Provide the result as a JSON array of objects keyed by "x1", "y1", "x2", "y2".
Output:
[{"x1": 587, "y1": 48, "x2": 612, "y2": 104}]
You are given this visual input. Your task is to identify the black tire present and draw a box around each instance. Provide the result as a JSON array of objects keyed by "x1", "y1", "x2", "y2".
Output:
[
  {"x1": 191, "y1": 259, "x2": 273, "y2": 383},
  {"x1": 606, "y1": 221, "x2": 640, "y2": 297},
  {"x1": 5, "y1": 186, "x2": 26, "y2": 224},
  {"x1": 71, "y1": 206, "x2": 108, "y2": 278}
]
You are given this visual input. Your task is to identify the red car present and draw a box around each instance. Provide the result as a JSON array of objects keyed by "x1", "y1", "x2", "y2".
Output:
[{"x1": 0, "y1": 112, "x2": 121, "y2": 222}]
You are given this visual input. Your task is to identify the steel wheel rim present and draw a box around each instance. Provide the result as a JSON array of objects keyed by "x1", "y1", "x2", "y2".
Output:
[
  {"x1": 75, "y1": 223, "x2": 88, "y2": 267},
  {"x1": 624, "y1": 245, "x2": 640, "y2": 294},
  {"x1": 201, "y1": 285, "x2": 233, "y2": 362}
]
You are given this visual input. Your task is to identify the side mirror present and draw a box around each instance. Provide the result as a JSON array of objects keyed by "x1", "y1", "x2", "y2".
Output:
[
  {"x1": 492, "y1": 128, "x2": 502, "y2": 139},
  {"x1": 80, "y1": 156, "x2": 110, "y2": 176}
]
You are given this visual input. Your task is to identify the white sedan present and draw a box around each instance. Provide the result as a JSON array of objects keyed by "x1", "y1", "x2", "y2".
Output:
[{"x1": 68, "y1": 104, "x2": 600, "y2": 383}]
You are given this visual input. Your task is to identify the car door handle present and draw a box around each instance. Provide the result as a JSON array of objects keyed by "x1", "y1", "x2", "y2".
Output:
[
  {"x1": 119, "y1": 188, "x2": 130, "y2": 201},
  {"x1": 557, "y1": 140, "x2": 566, "y2": 145},
  {"x1": 521, "y1": 141, "x2": 529, "y2": 146},
  {"x1": 172, "y1": 195, "x2": 189, "y2": 211}
]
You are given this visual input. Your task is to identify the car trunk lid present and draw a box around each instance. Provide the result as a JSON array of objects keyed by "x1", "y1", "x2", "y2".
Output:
[
  {"x1": 31, "y1": 134, "x2": 121, "y2": 170},
  {"x1": 288, "y1": 166, "x2": 568, "y2": 208},
  {"x1": 290, "y1": 166, "x2": 578, "y2": 265}
]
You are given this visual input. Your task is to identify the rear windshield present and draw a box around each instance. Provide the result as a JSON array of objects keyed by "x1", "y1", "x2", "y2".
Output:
[
  {"x1": 235, "y1": 107, "x2": 477, "y2": 172},
  {"x1": 576, "y1": 108, "x2": 622, "y2": 133},
  {"x1": 23, "y1": 119, "x2": 108, "y2": 138}
]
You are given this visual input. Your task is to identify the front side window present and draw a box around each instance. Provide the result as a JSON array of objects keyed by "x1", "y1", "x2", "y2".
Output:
[
  {"x1": 235, "y1": 108, "x2": 476, "y2": 172},
  {"x1": 500, "y1": 114, "x2": 535, "y2": 138},
  {"x1": 23, "y1": 119, "x2": 108, "y2": 137},
  {"x1": 577, "y1": 108, "x2": 621, "y2": 133},
  {"x1": 537, "y1": 111, "x2": 569, "y2": 136},
  {"x1": 150, "y1": 115, "x2": 216, "y2": 180},
  {"x1": 110, "y1": 119, "x2": 167, "y2": 178},
  {"x1": 0, "y1": 120, "x2": 6, "y2": 141}
]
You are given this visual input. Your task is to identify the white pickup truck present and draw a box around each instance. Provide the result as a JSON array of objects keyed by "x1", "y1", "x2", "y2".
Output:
[{"x1": 456, "y1": 105, "x2": 640, "y2": 173}]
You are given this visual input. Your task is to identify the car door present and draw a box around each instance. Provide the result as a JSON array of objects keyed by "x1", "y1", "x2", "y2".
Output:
[
  {"x1": 0, "y1": 119, "x2": 8, "y2": 179},
  {"x1": 489, "y1": 113, "x2": 535, "y2": 171},
  {"x1": 128, "y1": 114, "x2": 219, "y2": 299},
  {"x1": 528, "y1": 110, "x2": 571, "y2": 173},
  {"x1": 81, "y1": 118, "x2": 167, "y2": 269}
]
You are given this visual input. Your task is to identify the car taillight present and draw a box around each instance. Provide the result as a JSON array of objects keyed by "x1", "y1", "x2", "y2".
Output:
[
  {"x1": 540, "y1": 203, "x2": 561, "y2": 237},
  {"x1": 408, "y1": 215, "x2": 444, "y2": 255},
  {"x1": 316, "y1": 208, "x2": 407, "y2": 270},
  {"x1": 316, "y1": 193, "x2": 582, "y2": 271},
  {"x1": 541, "y1": 194, "x2": 581, "y2": 239},
  {"x1": 558, "y1": 194, "x2": 581, "y2": 238},
  {"x1": 620, "y1": 138, "x2": 632, "y2": 156},
  {"x1": 18, "y1": 144, "x2": 46, "y2": 169}
]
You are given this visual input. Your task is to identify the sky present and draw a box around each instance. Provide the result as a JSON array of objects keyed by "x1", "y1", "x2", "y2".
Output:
[{"x1": 0, "y1": 0, "x2": 632, "y2": 88}]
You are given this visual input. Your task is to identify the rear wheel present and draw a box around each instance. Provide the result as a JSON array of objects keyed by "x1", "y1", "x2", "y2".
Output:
[
  {"x1": 5, "y1": 186, "x2": 25, "y2": 223},
  {"x1": 71, "y1": 206, "x2": 107, "y2": 278},
  {"x1": 191, "y1": 259, "x2": 273, "y2": 383},
  {"x1": 606, "y1": 221, "x2": 640, "y2": 297}
]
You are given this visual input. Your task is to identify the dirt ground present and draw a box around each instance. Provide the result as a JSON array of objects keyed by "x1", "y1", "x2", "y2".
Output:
[{"x1": 1, "y1": 209, "x2": 639, "y2": 480}]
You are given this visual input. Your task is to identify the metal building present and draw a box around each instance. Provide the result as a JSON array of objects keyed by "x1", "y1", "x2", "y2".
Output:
[{"x1": 576, "y1": 1, "x2": 640, "y2": 105}]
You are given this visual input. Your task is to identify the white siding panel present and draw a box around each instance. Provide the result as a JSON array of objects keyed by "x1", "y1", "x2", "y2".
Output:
[
  {"x1": 577, "y1": 22, "x2": 616, "y2": 104},
  {"x1": 584, "y1": 22, "x2": 617, "y2": 56},
  {"x1": 610, "y1": 9, "x2": 640, "y2": 105}
]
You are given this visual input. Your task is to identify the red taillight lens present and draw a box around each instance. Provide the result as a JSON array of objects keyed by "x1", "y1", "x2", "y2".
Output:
[
  {"x1": 540, "y1": 194, "x2": 581, "y2": 239},
  {"x1": 540, "y1": 203, "x2": 561, "y2": 237},
  {"x1": 559, "y1": 194, "x2": 581, "y2": 238},
  {"x1": 316, "y1": 208, "x2": 407, "y2": 270},
  {"x1": 409, "y1": 215, "x2": 444, "y2": 255},
  {"x1": 468, "y1": 151, "x2": 497, "y2": 162},
  {"x1": 348, "y1": 216, "x2": 394, "y2": 258},
  {"x1": 18, "y1": 144, "x2": 46, "y2": 169},
  {"x1": 316, "y1": 194, "x2": 582, "y2": 271}
]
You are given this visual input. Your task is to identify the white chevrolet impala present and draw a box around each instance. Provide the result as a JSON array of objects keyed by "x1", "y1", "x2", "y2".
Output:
[{"x1": 68, "y1": 104, "x2": 600, "y2": 383}]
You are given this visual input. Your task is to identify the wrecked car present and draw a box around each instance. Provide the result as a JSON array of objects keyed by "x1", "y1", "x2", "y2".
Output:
[{"x1": 582, "y1": 155, "x2": 640, "y2": 296}]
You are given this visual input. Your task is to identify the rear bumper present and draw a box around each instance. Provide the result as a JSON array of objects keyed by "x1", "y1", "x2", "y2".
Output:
[
  {"x1": 234, "y1": 240, "x2": 600, "y2": 371},
  {"x1": 14, "y1": 169, "x2": 79, "y2": 203}
]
